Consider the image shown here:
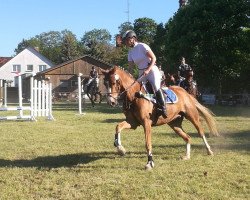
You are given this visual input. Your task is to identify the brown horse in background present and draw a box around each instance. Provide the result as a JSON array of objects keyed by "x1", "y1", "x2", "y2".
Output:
[
  {"x1": 180, "y1": 70, "x2": 201, "y2": 99},
  {"x1": 166, "y1": 70, "x2": 200, "y2": 99},
  {"x1": 102, "y1": 66, "x2": 219, "y2": 170}
]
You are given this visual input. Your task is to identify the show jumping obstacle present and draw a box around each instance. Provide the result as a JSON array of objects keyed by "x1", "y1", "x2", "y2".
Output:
[
  {"x1": 0, "y1": 75, "x2": 54, "y2": 121},
  {"x1": 77, "y1": 73, "x2": 86, "y2": 115}
]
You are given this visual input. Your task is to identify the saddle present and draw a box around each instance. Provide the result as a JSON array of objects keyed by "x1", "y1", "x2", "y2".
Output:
[{"x1": 137, "y1": 82, "x2": 178, "y2": 104}]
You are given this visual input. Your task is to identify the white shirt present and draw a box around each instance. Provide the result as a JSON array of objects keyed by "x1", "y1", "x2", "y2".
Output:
[{"x1": 128, "y1": 42, "x2": 151, "y2": 70}]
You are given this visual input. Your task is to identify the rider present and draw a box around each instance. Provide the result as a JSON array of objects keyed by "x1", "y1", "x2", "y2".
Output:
[
  {"x1": 177, "y1": 57, "x2": 192, "y2": 86},
  {"x1": 158, "y1": 65, "x2": 166, "y2": 87},
  {"x1": 86, "y1": 66, "x2": 99, "y2": 87},
  {"x1": 122, "y1": 30, "x2": 167, "y2": 118}
]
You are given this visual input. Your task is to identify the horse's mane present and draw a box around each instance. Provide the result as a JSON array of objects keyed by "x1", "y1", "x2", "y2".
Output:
[
  {"x1": 110, "y1": 66, "x2": 139, "y2": 93},
  {"x1": 112, "y1": 66, "x2": 134, "y2": 79}
]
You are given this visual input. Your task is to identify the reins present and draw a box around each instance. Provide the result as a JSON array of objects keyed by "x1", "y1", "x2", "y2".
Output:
[{"x1": 107, "y1": 74, "x2": 144, "y2": 102}]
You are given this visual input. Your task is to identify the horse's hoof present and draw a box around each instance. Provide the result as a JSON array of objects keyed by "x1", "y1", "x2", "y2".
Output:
[
  {"x1": 145, "y1": 161, "x2": 155, "y2": 170},
  {"x1": 117, "y1": 145, "x2": 126, "y2": 156},
  {"x1": 181, "y1": 155, "x2": 190, "y2": 160}
]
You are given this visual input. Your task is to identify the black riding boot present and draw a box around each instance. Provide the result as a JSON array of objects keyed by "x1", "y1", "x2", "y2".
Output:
[{"x1": 155, "y1": 89, "x2": 167, "y2": 118}]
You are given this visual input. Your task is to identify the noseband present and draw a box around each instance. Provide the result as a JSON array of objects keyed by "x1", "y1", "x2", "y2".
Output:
[{"x1": 105, "y1": 74, "x2": 138, "y2": 102}]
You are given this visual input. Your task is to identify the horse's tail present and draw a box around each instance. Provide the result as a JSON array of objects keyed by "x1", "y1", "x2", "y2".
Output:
[{"x1": 194, "y1": 98, "x2": 219, "y2": 136}]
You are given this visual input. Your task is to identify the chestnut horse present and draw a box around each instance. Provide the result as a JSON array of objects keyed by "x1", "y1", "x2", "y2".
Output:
[{"x1": 103, "y1": 66, "x2": 219, "y2": 170}]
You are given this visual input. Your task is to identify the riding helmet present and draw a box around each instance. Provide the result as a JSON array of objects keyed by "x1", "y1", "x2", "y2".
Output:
[{"x1": 122, "y1": 30, "x2": 137, "y2": 40}]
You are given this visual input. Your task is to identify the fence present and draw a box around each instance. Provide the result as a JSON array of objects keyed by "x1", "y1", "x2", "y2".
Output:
[{"x1": 0, "y1": 75, "x2": 54, "y2": 121}]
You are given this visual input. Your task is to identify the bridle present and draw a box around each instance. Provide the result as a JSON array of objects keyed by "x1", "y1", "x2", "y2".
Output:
[{"x1": 105, "y1": 73, "x2": 142, "y2": 103}]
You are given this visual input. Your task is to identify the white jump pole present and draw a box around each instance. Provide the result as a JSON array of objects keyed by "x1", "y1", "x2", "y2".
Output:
[
  {"x1": 4, "y1": 80, "x2": 7, "y2": 107},
  {"x1": 47, "y1": 82, "x2": 54, "y2": 120},
  {"x1": 0, "y1": 79, "x2": 3, "y2": 107},
  {"x1": 30, "y1": 75, "x2": 36, "y2": 121},
  {"x1": 0, "y1": 75, "x2": 54, "y2": 121},
  {"x1": 18, "y1": 75, "x2": 23, "y2": 118},
  {"x1": 77, "y1": 73, "x2": 85, "y2": 115},
  {"x1": 78, "y1": 73, "x2": 82, "y2": 114}
]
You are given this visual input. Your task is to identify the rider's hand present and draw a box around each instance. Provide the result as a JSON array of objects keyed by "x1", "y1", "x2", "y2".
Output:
[{"x1": 144, "y1": 69, "x2": 150, "y2": 76}]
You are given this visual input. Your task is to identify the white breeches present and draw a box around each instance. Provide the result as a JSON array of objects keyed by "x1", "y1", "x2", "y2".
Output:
[{"x1": 138, "y1": 65, "x2": 161, "y2": 92}]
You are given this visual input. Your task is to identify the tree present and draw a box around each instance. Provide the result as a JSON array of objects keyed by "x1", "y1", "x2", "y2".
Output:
[
  {"x1": 80, "y1": 29, "x2": 115, "y2": 62},
  {"x1": 133, "y1": 17, "x2": 158, "y2": 45},
  {"x1": 151, "y1": 23, "x2": 167, "y2": 67},
  {"x1": 37, "y1": 31, "x2": 64, "y2": 64},
  {"x1": 14, "y1": 38, "x2": 41, "y2": 54},
  {"x1": 15, "y1": 31, "x2": 63, "y2": 64},
  {"x1": 165, "y1": 0, "x2": 250, "y2": 93},
  {"x1": 81, "y1": 29, "x2": 111, "y2": 48},
  {"x1": 60, "y1": 30, "x2": 80, "y2": 62},
  {"x1": 118, "y1": 21, "x2": 134, "y2": 36}
]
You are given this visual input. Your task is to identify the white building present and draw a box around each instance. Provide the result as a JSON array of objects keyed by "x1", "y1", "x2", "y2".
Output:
[{"x1": 0, "y1": 47, "x2": 54, "y2": 87}]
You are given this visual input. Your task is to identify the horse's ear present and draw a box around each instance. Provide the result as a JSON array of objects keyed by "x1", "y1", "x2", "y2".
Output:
[
  {"x1": 115, "y1": 35, "x2": 123, "y2": 47},
  {"x1": 99, "y1": 68, "x2": 108, "y2": 74}
]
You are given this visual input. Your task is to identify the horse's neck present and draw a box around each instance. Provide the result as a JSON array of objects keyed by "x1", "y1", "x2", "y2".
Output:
[
  {"x1": 121, "y1": 74, "x2": 141, "y2": 102},
  {"x1": 186, "y1": 76, "x2": 193, "y2": 82}
]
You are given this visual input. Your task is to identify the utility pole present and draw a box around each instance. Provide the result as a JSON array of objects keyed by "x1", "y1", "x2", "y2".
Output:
[{"x1": 125, "y1": 0, "x2": 130, "y2": 22}]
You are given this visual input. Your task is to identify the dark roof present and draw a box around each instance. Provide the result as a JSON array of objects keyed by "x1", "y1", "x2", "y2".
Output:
[
  {"x1": 36, "y1": 55, "x2": 113, "y2": 75},
  {"x1": 0, "y1": 57, "x2": 12, "y2": 67}
]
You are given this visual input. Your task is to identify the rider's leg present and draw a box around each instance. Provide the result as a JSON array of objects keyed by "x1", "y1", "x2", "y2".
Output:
[
  {"x1": 147, "y1": 66, "x2": 167, "y2": 118},
  {"x1": 155, "y1": 89, "x2": 167, "y2": 118},
  {"x1": 86, "y1": 78, "x2": 93, "y2": 86}
]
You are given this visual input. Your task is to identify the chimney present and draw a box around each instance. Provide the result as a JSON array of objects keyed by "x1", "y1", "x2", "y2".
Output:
[
  {"x1": 179, "y1": 0, "x2": 188, "y2": 8},
  {"x1": 34, "y1": 46, "x2": 40, "y2": 52}
]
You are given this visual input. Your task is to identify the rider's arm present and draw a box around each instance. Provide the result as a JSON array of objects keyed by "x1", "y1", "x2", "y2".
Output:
[
  {"x1": 144, "y1": 49, "x2": 156, "y2": 75},
  {"x1": 177, "y1": 70, "x2": 181, "y2": 78},
  {"x1": 162, "y1": 72, "x2": 166, "y2": 80}
]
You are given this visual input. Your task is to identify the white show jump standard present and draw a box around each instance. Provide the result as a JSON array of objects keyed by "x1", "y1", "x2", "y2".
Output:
[
  {"x1": 77, "y1": 73, "x2": 86, "y2": 115},
  {"x1": 0, "y1": 75, "x2": 54, "y2": 121}
]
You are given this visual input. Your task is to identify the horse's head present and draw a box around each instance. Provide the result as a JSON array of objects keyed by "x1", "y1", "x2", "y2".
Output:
[
  {"x1": 101, "y1": 66, "x2": 134, "y2": 107},
  {"x1": 166, "y1": 73, "x2": 178, "y2": 86}
]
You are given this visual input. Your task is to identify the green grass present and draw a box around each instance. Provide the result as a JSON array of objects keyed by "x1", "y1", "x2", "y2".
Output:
[{"x1": 0, "y1": 103, "x2": 249, "y2": 199}]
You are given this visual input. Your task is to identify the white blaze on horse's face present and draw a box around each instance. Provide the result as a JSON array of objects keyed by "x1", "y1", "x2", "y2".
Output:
[
  {"x1": 107, "y1": 73, "x2": 120, "y2": 106},
  {"x1": 114, "y1": 74, "x2": 119, "y2": 81}
]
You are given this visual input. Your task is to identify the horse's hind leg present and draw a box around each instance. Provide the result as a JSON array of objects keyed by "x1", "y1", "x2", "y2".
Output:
[
  {"x1": 98, "y1": 92, "x2": 102, "y2": 104},
  {"x1": 169, "y1": 116, "x2": 191, "y2": 160},
  {"x1": 114, "y1": 121, "x2": 132, "y2": 156},
  {"x1": 186, "y1": 113, "x2": 213, "y2": 156}
]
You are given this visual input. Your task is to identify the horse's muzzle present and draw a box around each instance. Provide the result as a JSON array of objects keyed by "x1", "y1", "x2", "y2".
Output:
[{"x1": 107, "y1": 94, "x2": 118, "y2": 107}]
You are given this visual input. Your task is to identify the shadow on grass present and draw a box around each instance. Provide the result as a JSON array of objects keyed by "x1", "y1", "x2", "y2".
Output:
[{"x1": 0, "y1": 151, "x2": 115, "y2": 169}]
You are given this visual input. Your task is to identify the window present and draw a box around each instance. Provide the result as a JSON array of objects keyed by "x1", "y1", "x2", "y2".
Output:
[
  {"x1": 60, "y1": 80, "x2": 69, "y2": 88},
  {"x1": 39, "y1": 65, "x2": 47, "y2": 72},
  {"x1": 26, "y1": 65, "x2": 33, "y2": 71},
  {"x1": 13, "y1": 65, "x2": 21, "y2": 72},
  {"x1": 71, "y1": 80, "x2": 78, "y2": 87}
]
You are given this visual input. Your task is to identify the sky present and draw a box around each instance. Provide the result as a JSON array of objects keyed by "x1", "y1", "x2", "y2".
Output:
[{"x1": 0, "y1": 0, "x2": 179, "y2": 57}]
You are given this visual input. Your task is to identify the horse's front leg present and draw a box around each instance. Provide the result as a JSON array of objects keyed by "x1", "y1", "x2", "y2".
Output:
[
  {"x1": 143, "y1": 120, "x2": 154, "y2": 170},
  {"x1": 114, "y1": 121, "x2": 131, "y2": 156}
]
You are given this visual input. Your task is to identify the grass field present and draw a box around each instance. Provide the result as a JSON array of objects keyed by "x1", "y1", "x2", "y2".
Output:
[{"x1": 0, "y1": 102, "x2": 249, "y2": 199}]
